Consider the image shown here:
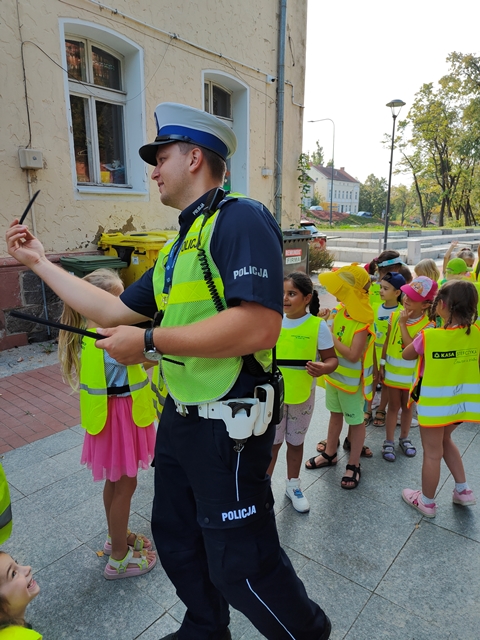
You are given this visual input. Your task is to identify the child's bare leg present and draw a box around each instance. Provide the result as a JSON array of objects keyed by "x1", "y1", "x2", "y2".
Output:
[
  {"x1": 267, "y1": 443, "x2": 282, "y2": 478},
  {"x1": 378, "y1": 384, "x2": 389, "y2": 412},
  {"x1": 103, "y1": 480, "x2": 115, "y2": 534},
  {"x1": 108, "y1": 475, "x2": 137, "y2": 560},
  {"x1": 442, "y1": 424, "x2": 466, "y2": 483},
  {"x1": 385, "y1": 388, "x2": 401, "y2": 441},
  {"x1": 308, "y1": 412, "x2": 342, "y2": 467},
  {"x1": 399, "y1": 390, "x2": 413, "y2": 440},
  {"x1": 420, "y1": 426, "x2": 444, "y2": 499},
  {"x1": 286, "y1": 442, "x2": 304, "y2": 479}
]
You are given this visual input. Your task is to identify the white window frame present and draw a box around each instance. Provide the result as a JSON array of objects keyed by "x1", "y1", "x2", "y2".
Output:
[
  {"x1": 202, "y1": 70, "x2": 249, "y2": 195},
  {"x1": 60, "y1": 20, "x2": 147, "y2": 199}
]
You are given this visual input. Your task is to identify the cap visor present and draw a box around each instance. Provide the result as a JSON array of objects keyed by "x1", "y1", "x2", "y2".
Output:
[{"x1": 139, "y1": 140, "x2": 174, "y2": 166}]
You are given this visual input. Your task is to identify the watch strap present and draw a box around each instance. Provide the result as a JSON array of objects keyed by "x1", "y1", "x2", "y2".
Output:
[{"x1": 144, "y1": 328, "x2": 156, "y2": 352}]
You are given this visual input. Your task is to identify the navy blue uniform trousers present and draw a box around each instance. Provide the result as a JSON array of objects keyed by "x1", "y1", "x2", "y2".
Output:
[{"x1": 151, "y1": 395, "x2": 328, "y2": 639}]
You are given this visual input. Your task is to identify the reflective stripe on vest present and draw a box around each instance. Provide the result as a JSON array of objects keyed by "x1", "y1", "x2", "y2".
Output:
[
  {"x1": 384, "y1": 311, "x2": 430, "y2": 389},
  {"x1": 151, "y1": 373, "x2": 167, "y2": 420},
  {"x1": 0, "y1": 464, "x2": 12, "y2": 545},
  {"x1": 277, "y1": 315, "x2": 322, "y2": 404},
  {"x1": 412, "y1": 326, "x2": 480, "y2": 427},
  {"x1": 152, "y1": 194, "x2": 272, "y2": 405},
  {"x1": 325, "y1": 305, "x2": 374, "y2": 399},
  {"x1": 79, "y1": 334, "x2": 155, "y2": 434}
]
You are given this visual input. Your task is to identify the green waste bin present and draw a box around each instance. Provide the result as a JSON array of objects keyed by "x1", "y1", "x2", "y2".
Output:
[{"x1": 59, "y1": 255, "x2": 128, "y2": 279}]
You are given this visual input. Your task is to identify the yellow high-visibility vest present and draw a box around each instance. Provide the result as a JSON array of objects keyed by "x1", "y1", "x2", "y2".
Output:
[
  {"x1": 374, "y1": 303, "x2": 402, "y2": 366},
  {"x1": 325, "y1": 305, "x2": 374, "y2": 400},
  {"x1": 369, "y1": 282, "x2": 382, "y2": 311},
  {"x1": 384, "y1": 311, "x2": 431, "y2": 390},
  {"x1": 152, "y1": 194, "x2": 271, "y2": 405},
  {"x1": 411, "y1": 326, "x2": 480, "y2": 427},
  {"x1": 0, "y1": 626, "x2": 42, "y2": 639},
  {"x1": 0, "y1": 464, "x2": 12, "y2": 544},
  {"x1": 79, "y1": 334, "x2": 155, "y2": 434},
  {"x1": 277, "y1": 315, "x2": 322, "y2": 404}
]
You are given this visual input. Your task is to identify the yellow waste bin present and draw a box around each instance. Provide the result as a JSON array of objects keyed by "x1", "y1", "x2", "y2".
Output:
[{"x1": 98, "y1": 231, "x2": 177, "y2": 287}]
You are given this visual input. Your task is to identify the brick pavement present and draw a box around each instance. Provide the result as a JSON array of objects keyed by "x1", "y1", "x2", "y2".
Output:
[{"x1": 0, "y1": 363, "x2": 80, "y2": 453}]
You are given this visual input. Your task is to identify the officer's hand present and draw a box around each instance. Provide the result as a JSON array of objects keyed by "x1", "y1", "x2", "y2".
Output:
[
  {"x1": 6, "y1": 220, "x2": 46, "y2": 267},
  {"x1": 95, "y1": 325, "x2": 146, "y2": 365}
]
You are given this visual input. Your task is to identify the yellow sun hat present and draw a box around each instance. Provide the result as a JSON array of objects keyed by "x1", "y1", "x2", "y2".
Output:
[{"x1": 319, "y1": 263, "x2": 374, "y2": 324}]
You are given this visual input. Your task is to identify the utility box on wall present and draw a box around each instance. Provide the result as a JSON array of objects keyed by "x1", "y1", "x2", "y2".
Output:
[{"x1": 18, "y1": 149, "x2": 43, "y2": 170}]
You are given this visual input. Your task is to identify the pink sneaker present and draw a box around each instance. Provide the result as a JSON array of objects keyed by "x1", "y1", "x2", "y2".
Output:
[
  {"x1": 402, "y1": 488, "x2": 436, "y2": 517},
  {"x1": 453, "y1": 488, "x2": 476, "y2": 506}
]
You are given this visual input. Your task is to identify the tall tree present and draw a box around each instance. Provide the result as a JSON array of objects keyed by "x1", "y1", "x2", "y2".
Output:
[
  {"x1": 307, "y1": 141, "x2": 324, "y2": 166},
  {"x1": 359, "y1": 174, "x2": 387, "y2": 216}
]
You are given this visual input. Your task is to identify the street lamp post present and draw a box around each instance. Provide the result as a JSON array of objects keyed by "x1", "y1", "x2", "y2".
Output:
[
  {"x1": 308, "y1": 118, "x2": 335, "y2": 226},
  {"x1": 383, "y1": 99, "x2": 406, "y2": 250}
]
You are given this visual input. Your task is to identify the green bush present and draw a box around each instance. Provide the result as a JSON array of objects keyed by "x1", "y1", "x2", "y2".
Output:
[{"x1": 309, "y1": 245, "x2": 334, "y2": 273}]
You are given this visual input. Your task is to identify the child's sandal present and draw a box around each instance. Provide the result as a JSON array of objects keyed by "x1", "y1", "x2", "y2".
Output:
[
  {"x1": 305, "y1": 450, "x2": 337, "y2": 469},
  {"x1": 104, "y1": 547, "x2": 157, "y2": 580},
  {"x1": 316, "y1": 438, "x2": 340, "y2": 453},
  {"x1": 341, "y1": 463, "x2": 361, "y2": 490},
  {"x1": 382, "y1": 440, "x2": 396, "y2": 462},
  {"x1": 363, "y1": 411, "x2": 373, "y2": 427},
  {"x1": 103, "y1": 530, "x2": 153, "y2": 555},
  {"x1": 399, "y1": 437, "x2": 416, "y2": 457},
  {"x1": 373, "y1": 409, "x2": 386, "y2": 427},
  {"x1": 342, "y1": 437, "x2": 373, "y2": 458}
]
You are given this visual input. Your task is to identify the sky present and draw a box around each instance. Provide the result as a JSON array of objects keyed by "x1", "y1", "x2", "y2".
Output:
[{"x1": 302, "y1": 0, "x2": 480, "y2": 187}]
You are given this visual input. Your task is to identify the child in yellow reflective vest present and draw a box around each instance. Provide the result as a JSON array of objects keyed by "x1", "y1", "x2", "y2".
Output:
[
  {"x1": 366, "y1": 271, "x2": 405, "y2": 429},
  {"x1": 305, "y1": 264, "x2": 374, "y2": 490},
  {"x1": 58, "y1": 269, "x2": 157, "y2": 580},
  {"x1": 380, "y1": 276, "x2": 437, "y2": 462},
  {"x1": 268, "y1": 273, "x2": 338, "y2": 513},
  {"x1": 0, "y1": 552, "x2": 41, "y2": 638},
  {"x1": 401, "y1": 280, "x2": 478, "y2": 517}
]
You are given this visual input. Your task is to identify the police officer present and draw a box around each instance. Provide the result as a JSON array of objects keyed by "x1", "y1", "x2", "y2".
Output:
[{"x1": 6, "y1": 103, "x2": 331, "y2": 640}]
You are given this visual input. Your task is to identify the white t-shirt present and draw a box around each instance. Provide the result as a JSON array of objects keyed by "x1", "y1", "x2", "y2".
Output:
[{"x1": 282, "y1": 313, "x2": 334, "y2": 357}]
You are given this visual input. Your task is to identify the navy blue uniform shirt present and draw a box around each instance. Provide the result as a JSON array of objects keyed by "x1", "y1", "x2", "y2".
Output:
[{"x1": 120, "y1": 192, "x2": 284, "y2": 398}]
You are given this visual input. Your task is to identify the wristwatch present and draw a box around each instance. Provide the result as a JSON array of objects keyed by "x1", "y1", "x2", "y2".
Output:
[{"x1": 143, "y1": 328, "x2": 162, "y2": 362}]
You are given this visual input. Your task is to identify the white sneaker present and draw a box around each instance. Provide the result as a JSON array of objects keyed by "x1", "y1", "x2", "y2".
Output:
[{"x1": 285, "y1": 478, "x2": 310, "y2": 513}]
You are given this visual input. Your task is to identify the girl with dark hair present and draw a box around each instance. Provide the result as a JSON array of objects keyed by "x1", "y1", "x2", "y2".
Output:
[
  {"x1": 269, "y1": 272, "x2": 338, "y2": 512},
  {"x1": 0, "y1": 552, "x2": 41, "y2": 638},
  {"x1": 401, "y1": 280, "x2": 479, "y2": 516}
]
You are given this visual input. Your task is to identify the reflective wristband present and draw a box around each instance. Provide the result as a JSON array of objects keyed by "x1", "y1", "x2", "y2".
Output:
[{"x1": 379, "y1": 358, "x2": 386, "y2": 366}]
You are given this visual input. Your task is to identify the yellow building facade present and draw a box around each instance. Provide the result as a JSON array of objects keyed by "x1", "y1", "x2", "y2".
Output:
[{"x1": 0, "y1": 0, "x2": 307, "y2": 348}]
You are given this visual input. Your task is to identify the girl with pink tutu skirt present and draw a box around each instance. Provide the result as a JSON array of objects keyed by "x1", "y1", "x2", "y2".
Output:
[{"x1": 58, "y1": 269, "x2": 157, "y2": 580}]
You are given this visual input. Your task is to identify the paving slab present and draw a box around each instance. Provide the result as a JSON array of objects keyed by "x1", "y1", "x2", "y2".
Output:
[
  {"x1": 0, "y1": 358, "x2": 478, "y2": 639},
  {"x1": 376, "y1": 521, "x2": 480, "y2": 639}
]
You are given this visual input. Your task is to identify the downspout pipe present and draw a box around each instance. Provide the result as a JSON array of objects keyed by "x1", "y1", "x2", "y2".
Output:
[{"x1": 274, "y1": 0, "x2": 287, "y2": 226}]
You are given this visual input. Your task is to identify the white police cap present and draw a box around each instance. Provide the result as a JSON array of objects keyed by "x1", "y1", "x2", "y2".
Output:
[{"x1": 139, "y1": 102, "x2": 237, "y2": 165}]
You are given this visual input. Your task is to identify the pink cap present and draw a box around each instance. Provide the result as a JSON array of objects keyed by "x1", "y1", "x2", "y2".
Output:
[{"x1": 400, "y1": 276, "x2": 438, "y2": 302}]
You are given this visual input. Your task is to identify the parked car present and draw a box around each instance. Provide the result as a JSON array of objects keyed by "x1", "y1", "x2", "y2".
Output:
[
  {"x1": 356, "y1": 211, "x2": 373, "y2": 218},
  {"x1": 309, "y1": 205, "x2": 324, "y2": 211}
]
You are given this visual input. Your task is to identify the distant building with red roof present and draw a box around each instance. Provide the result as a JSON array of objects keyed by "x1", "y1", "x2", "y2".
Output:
[{"x1": 307, "y1": 165, "x2": 360, "y2": 214}]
